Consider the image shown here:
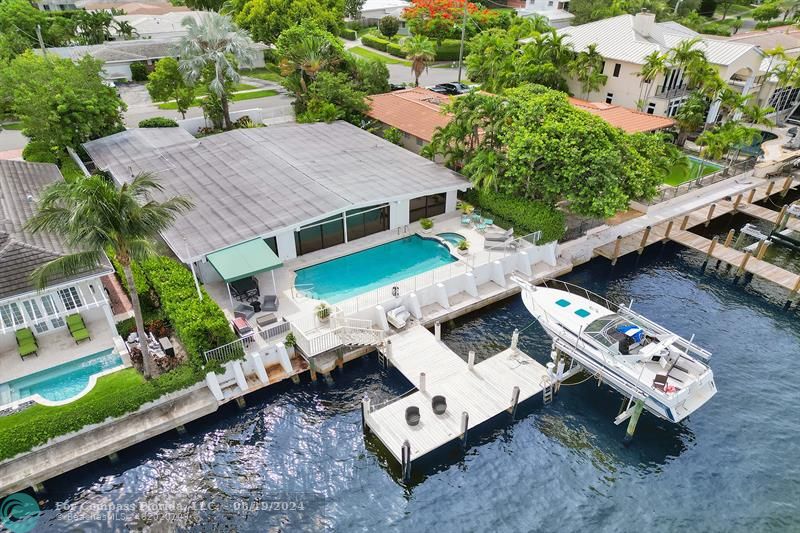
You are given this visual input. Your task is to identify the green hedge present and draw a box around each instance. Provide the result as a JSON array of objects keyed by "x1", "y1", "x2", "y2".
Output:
[
  {"x1": 142, "y1": 256, "x2": 235, "y2": 367},
  {"x1": 464, "y1": 190, "x2": 565, "y2": 243},
  {"x1": 361, "y1": 34, "x2": 390, "y2": 52},
  {"x1": 108, "y1": 252, "x2": 152, "y2": 300},
  {"x1": 138, "y1": 117, "x2": 179, "y2": 128},
  {"x1": 130, "y1": 61, "x2": 148, "y2": 82},
  {"x1": 0, "y1": 366, "x2": 202, "y2": 461},
  {"x1": 387, "y1": 42, "x2": 404, "y2": 57},
  {"x1": 435, "y1": 39, "x2": 463, "y2": 61},
  {"x1": 340, "y1": 28, "x2": 358, "y2": 40}
]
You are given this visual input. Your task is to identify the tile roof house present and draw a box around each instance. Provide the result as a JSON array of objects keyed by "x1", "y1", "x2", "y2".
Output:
[
  {"x1": 539, "y1": 12, "x2": 766, "y2": 120},
  {"x1": 366, "y1": 88, "x2": 675, "y2": 154}
]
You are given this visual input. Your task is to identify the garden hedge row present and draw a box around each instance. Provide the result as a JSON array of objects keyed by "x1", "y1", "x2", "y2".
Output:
[
  {"x1": 365, "y1": 37, "x2": 465, "y2": 61},
  {"x1": 361, "y1": 34, "x2": 390, "y2": 51},
  {"x1": 339, "y1": 28, "x2": 358, "y2": 40},
  {"x1": 141, "y1": 256, "x2": 235, "y2": 367},
  {"x1": 138, "y1": 117, "x2": 179, "y2": 128},
  {"x1": 464, "y1": 190, "x2": 565, "y2": 244},
  {"x1": 0, "y1": 366, "x2": 202, "y2": 461}
]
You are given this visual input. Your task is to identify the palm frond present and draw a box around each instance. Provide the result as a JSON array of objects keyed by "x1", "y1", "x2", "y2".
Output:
[{"x1": 31, "y1": 251, "x2": 105, "y2": 290}]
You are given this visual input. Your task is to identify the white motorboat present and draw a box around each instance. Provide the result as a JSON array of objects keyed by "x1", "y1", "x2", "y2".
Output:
[{"x1": 517, "y1": 278, "x2": 717, "y2": 424}]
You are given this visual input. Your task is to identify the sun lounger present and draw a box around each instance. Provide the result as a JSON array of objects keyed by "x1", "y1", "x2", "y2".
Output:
[
  {"x1": 387, "y1": 306, "x2": 411, "y2": 329},
  {"x1": 15, "y1": 328, "x2": 38, "y2": 358},
  {"x1": 66, "y1": 313, "x2": 91, "y2": 344},
  {"x1": 484, "y1": 227, "x2": 514, "y2": 242},
  {"x1": 234, "y1": 303, "x2": 255, "y2": 320}
]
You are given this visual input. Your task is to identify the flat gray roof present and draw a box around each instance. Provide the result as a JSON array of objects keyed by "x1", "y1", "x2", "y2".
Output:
[
  {"x1": 0, "y1": 161, "x2": 112, "y2": 300},
  {"x1": 84, "y1": 121, "x2": 470, "y2": 262}
]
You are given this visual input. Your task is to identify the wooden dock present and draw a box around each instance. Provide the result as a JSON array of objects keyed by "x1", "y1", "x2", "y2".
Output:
[
  {"x1": 364, "y1": 325, "x2": 550, "y2": 470},
  {"x1": 736, "y1": 202, "x2": 800, "y2": 233}
]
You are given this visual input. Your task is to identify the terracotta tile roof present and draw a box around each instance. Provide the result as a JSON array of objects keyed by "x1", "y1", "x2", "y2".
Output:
[
  {"x1": 568, "y1": 98, "x2": 675, "y2": 133},
  {"x1": 366, "y1": 88, "x2": 453, "y2": 142}
]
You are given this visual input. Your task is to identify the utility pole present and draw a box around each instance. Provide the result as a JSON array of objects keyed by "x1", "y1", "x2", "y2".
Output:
[
  {"x1": 36, "y1": 24, "x2": 48, "y2": 60},
  {"x1": 456, "y1": 0, "x2": 468, "y2": 83}
]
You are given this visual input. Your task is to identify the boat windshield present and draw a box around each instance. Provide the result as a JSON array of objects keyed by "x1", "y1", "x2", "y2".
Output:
[{"x1": 585, "y1": 314, "x2": 650, "y2": 353}]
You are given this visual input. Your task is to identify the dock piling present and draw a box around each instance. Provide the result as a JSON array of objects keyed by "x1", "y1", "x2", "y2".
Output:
[
  {"x1": 733, "y1": 194, "x2": 743, "y2": 211},
  {"x1": 509, "y1": 386, "x2": 520, "y2": 420},
  {"x1": 611, "y1": 236, "x2": 622, "y2": 265},
  {"x1": 623, "y1": 400, "x2": 645, "y2": 446},
  {"x1": 756, "y1": 240, "x2": 769, "y2": 260},
  {"x1": 510, "y1": 329, "x2": 519, "y2": 350},
  {"x1": 680, "y1": 216, "x2": 689, "y2": 231},
  {"x1": 702, "y1": 236, "x2": 718, "y2": 271},
  {"x1": 468, "y1": 350, "x2": 476, "y2": 370},
  {"x1": 782, "y1": 176, "x2": 793, "y2": 196},
  {"x1": 176, "y1": 424, "x2": 187, "y2": 436},
  {"x1": 705, "y1": 203, "x2": 716, "y2": 227},
  {"x1": 765, "y1": 181, "x2": 775, "y2": 197},
  {"x1": 107, "y1": 452, "x2": 119, "y2": 464},
  {"x1": 361, "y1": 397, "x2": 371, "y2": 434},
  {"x1": 663, "y1": 220, "x2": 674, "y2": 243},
  {"x1": 461, "y1": 411, "x2": 469, "y2": 448},
  {"x1": 401, "y1": 440, "x2": 411, "y2": 481},
  {"x1": 747, "y1": 188, "x2": 756, "y2": 204},
  {"x1": 419, "y1": 372, "x2": 426, "y2": 393},
  {"x1": 434, "y1": 321, "x2": 441, "y2": 341},
  {"x1": 734, "y1": 250, "x2": 753, "y2": 284},
  {"x1": 785, "y1": 278, "x2": 800, "y2": 309},
  {"x1": 638, "y1": 226, "x2": 651, "y2": 255},
  {"x1": 235, "y1": 397, "x2": 246, "y2": 409}
]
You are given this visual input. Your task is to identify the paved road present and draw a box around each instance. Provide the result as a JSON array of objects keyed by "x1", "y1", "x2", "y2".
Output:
[
  {"x1": 119, "y1": 80, "x2": 295, "y2": 127},
  {"x1": 386, "y1": 63, "x2": 464, "y2": 87},
  {"x1": 0, "y1": 130, "x2": 26, "y2": 153}
]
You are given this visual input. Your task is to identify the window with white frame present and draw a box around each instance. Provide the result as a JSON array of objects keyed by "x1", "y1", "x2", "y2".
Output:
[
  {"x1": 22, "y1": 299, "x2": 48, "y2": 333},
  {"x1": 646, "y1": 102, "x2": 656, "y2": 115},
  {"x1": 58, "y1": 287, "x2": 82, "y2": 311},
  {"x1": 605, "y1": 93, "x2": 613, "y2": 104},
  {"x1": 666, "y1": 96, "x2": 687, "y2": 117},
  {"x1": 0, "y1": 303, "x2": 24, "y2": 329},
  {"x1": 41, "y1": 294, "x2": 66, "y2": 328}
]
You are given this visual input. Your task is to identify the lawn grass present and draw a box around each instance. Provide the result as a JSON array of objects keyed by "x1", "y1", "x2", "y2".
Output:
[
  {"x1": 665, "y1": 158, "x2": 722, "y2": 186},
  {"x1": 194, "y1": 82, "x2": 255, "y2": 97},
  {"x1": 349, "y1": 46, "x2": 412, "y2": 66},
  {"x1": 242, "y1": 66, "x2": 284, "y2": 83},
  {"x1": 0, "y1": 122, "x2": 24, "y2": 131},
  {"x1": 357, "y1": 25, "x2": 377, "y2": 37},
  {"x1": 158, "y1": 89, "x2": 278, "y2": 109},
  {"x1": 0, "y1": 366, "x2": 201, "y2": 461}
]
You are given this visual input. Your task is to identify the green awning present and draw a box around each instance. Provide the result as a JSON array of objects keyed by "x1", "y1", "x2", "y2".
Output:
[{"x1": 207, "y1": 239, "x2": 282, "y2": 283}]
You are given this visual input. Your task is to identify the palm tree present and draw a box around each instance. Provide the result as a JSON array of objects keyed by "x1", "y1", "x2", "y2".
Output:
[
  {"x1": 741, "y1": 103, "x2": 776, "y2": 127},
  {"x1": 669, "y1": 37, "x2": 706, "y2": 97},
  {"x1": 25, "y1": 174, "x2": 193, "y2": 379},
  {"x1": 571, "y1": 43, "x2": 606, "y2": 99},
  {"x1": 279, "y1": 33, "x2": 340, "y2": 95},
  {"x1": 674, "y1": 92, "x2": 708, "y2": 146},
  {"x1": 636, "y1": 51, "x2": 669, "y2": 108},
  {"x1": 541, "y1": 30, "x2": 574, "y2": 68},
  {"x1": 114, "y1": 20, "x2": 139, "y2": 40},
  {"x1": 178, "y1": 13, "x2": 259, "y2": 130},
  {"x1": 402, "y1": 35, "x2": 435, "y2": 87}
]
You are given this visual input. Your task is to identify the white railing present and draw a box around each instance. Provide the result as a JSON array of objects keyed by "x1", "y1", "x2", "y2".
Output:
[
  {"x1": 259, "y1": 320, "x2": 291, "y2": 342},
  {"x1": 290, "y1": 319, "x2": 385, "y2": 357},
  {"x1": 204, "y1": 335, "x2": 252, "y2": 363}
]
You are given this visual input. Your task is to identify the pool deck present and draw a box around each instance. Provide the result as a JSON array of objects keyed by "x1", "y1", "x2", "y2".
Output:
[{"x1": 365, "y1": 325, "x2": 550, "y2": 464}]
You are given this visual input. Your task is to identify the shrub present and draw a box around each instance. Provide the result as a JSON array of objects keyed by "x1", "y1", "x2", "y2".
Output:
[
  {"x1": 0, "y1": 366, "x2": 203, "y2": 461},
  {"x1": 108, "y1": 252, "x2": 153, "y2": 303},
  {"x1": 141, "y1": 256, "x2": 236, "y2": 367},
  {"x1": 387, "y1": 42, "x2": 404, "y2": 57},
  {"x1": 435, "y1": 39, "x2": 463, "y2": 61},
  {"x1": 700, "y1": 22, "x2": 731, "y2": 36},
  {"x1": 420, "y1": 217, "x2": 434, "y2": 230},
  {"x1": 464, "y1": 190, "x2": 565, "y2": 243},
  {"x1": 383, "y1": 127, "x2": 403, "y2": 145},
  {"x1": 138, "y1": 117, "x2": 179, "y2": 128},
  {"x1": 130, "y1": 61, "x2": 148, "y2": 82},
  {"x1": 362, "y1": 34, "x2": 390, "y2": 51},
  {"x1": 340, "y1": 28, "x2": 358, "y2": 40},
  {"x1": 22, "y1": 140, "x2": 59, "y2": 164},
  {"x1": 379, "y1": 16, "x2": 400, "y2": 38}
]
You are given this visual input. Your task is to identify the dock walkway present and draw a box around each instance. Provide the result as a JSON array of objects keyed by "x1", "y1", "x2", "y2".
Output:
[
  {"x1": 736, "y1": 202, "x2": 800, "y2": 233},
  {"x1": 365, "y1": 325, "x2": 550, "y2": 465}
]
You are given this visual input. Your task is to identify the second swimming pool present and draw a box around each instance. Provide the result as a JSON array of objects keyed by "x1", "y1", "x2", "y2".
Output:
[{"x1": 294, "y1": 235, "x2": 456, "y2": 303}]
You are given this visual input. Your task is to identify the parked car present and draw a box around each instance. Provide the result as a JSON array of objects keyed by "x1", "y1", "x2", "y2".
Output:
[
  {"x1": 431, "y1": 82, "x2": 472, "y2": 95},
  {"x1": 390, "y1": 83, "x2": 406, "y2": 92}
]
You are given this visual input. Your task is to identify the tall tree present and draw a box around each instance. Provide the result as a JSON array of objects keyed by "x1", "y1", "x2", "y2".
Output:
[
  {"x1": 277, "y1": 23, "x2": 343, "y2": 95},
  {"x1": 637, "y1": 51, "x2": 669, "y2": 109},
  {"x1": 25, "y1": 174, "x2": 193, "y2": 379},
  {"x1": 570, "y1": 43, "x2": 607, "y2": 100},
  {"x1": 178, "y1": 13, "x2": 259, "y2": 130},
  {"x1": 674, "y1": 92, "x2": 708, "y2": 146},
  {"x1": 1, "y1": 52, "x2": 125, "y2": 155},
  {"x1": 402, "y1": 35, "x2": 436, "y2": 87},
  {"x1": 146, "y1": 57, "x2": 196, "y2": 119},
  {"x1": 344, "y1": 0, "x2": 366, "y2": 19},
  {"x1": 113, "y1": 20, "x2": 139, "y2": 40},
  {"x1": 230, "y1": 0, "x2": 344, "y2": 46}
]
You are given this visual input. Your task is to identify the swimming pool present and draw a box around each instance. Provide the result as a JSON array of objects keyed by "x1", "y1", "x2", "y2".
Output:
[
  {"x1": 436, "y1": 232, "x2": 466, "y2": 246},
  {"x1": 1, "y1": 348, "x2": 122, "y2": 404},
  {"x1": 294, "y1": 235, "x2": 457, "y2": 303}
]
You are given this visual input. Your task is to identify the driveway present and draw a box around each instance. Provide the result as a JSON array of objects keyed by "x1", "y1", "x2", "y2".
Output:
[
  {"x1": 387, "y1": 63, "x2": 464, "y2": 87},
  {"x1": 0, "y1": 130, "x2": 27, "y2": 159}
]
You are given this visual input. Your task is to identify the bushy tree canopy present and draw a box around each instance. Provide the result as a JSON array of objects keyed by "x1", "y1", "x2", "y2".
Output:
[
  {"x1": 425, "y1": 85, "x2": 680, "y2": 218},
  {"x1": 1, "y1": 52, "x2": 126, "y2": 156},
  {"x1": 230, "y1": 0, "x2": 344, "y2": 45}
]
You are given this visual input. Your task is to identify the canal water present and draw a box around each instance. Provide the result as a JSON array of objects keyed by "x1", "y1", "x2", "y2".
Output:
[{"x1": 33, "y1": 243, "x2": 799, "y2": 532}]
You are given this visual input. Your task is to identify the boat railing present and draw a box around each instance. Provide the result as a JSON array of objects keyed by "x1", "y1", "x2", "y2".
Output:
[{"x1": 538, "y1": 278, "x2": 623, "y2": 313}]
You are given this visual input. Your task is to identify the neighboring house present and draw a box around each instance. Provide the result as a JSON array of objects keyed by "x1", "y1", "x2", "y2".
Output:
[
  {"x1": 38, "y1": 38, "x2": 266, "y2": 81},
  {"x1": 548, "y1": 12, "x2": 765, "y2": 122},
  {"x1": 0, "y1": 160, "x2": 117, "y2": 399},
  {"x1": 366, "y1": 88, "x2": 675, "y2": 156},
  {"x1": 359, "y1": 0, "x2": 409, "y2": 29},
  {"x1": 81, "y1": 1, "x2": 190, "y2": 15},
  {"x1": 111, "y1": 11, "x2": 203, "y2": 40},
  {"x1": 516, "y1": 0, "x2": 574, "y2": 29},
  {"x1": 33, "y1": 0, "x2": 78, "y2": 11},
  {"x1": 82, "y1": 122, "x2": 470, "y2": 286}
]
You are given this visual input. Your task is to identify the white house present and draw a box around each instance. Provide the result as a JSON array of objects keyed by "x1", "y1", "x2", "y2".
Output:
[
  {"x1": 517, "y1": 0, "x2": 574, "y2": 29},
  {"x1": 111, "y1": 11, "x2": 204, "y2": 40},
  {"x1": 549, "y1": 12, "x2": 766, "y2": 122},
  {"x1": 359, "y1": 0, "x2": 409, "y2": 25}
]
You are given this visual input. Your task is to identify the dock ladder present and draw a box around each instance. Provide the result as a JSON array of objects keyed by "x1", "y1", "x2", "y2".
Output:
[{"x1": 541, "y1": 377, "x2": 554, "y2": 406}]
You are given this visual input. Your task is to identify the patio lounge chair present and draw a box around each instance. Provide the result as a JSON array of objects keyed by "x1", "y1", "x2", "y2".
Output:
[
  {"x1": 234, "y1": 303, "x2": 255, "y2": 320},
  {"x1": 15, "y1": 328, "x2": 37, "y2": 359},
  {"x1": 461, "y1": 214, "x2": 471, "y2": 226},
  {"x1": 66, "y1": 314, "x2": 91, "y2": 344},
  {"x1": 387, "y1": 306, "x2": 411, "y2": 329},
  {"x1": 484, "y1": 227, "x2": 514, "y2": 243},
  {"x1": 260, "y1": 294, "x2": 279, "y2": 312}
]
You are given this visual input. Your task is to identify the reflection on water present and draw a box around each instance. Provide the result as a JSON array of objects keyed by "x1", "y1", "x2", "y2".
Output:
[{"x1": 29, "y1": 241, "x2": 800, "y2": 532}]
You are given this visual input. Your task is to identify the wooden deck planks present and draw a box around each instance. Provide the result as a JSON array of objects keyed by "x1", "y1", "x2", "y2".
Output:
[
  {"x1": 736, "y1": 203, "x2": 800, "y2": 233},
  {"x1": 369, "y1": 326, "x2": 549, "y2": 462}
]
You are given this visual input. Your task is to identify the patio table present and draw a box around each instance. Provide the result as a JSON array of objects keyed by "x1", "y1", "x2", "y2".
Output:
[{"x1": 230, "y1": 277, "x2": 259, "y2": 302}]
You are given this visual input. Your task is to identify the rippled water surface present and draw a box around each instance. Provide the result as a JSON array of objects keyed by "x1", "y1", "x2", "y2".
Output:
[{"x1": 34, "y1": 244, "x2": 800, "y2": 532}]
